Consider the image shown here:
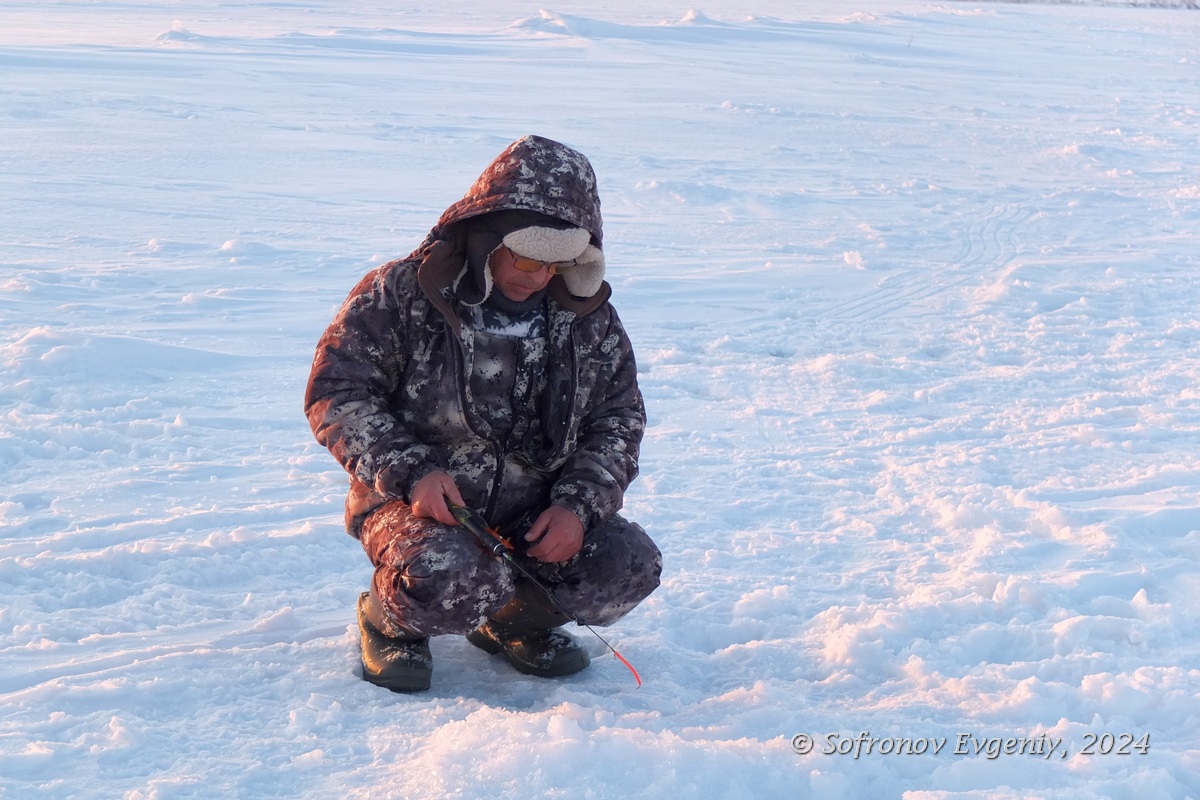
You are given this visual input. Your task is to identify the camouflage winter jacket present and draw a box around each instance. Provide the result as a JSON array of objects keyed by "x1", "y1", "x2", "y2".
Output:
[{"x1": 304, "y1": 136, "x2": 645, "y2": 538}]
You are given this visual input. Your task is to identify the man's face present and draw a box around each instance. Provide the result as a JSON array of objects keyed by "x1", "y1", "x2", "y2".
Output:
[{"x1": 489, "y1": 246, "x2": 554, "y2": 302}]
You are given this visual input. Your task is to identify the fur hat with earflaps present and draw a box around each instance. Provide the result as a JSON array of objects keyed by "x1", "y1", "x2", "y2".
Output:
[
  {"x1": 501, "y1": 225, "x2": 605, "y2": 298},
  {"x1": 460, "y1": 209, "x2": 605, "y2": 305}
]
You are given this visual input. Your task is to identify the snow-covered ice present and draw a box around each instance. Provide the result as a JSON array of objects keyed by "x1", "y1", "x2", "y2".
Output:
[{"x1": 2, "y1": 1, "x2": 1199, "y2": 797}]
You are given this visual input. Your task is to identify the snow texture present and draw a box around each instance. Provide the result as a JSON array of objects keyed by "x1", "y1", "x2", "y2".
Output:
[{"x1": 2, "y1": 1, "x2": 1199, "y2": 798}]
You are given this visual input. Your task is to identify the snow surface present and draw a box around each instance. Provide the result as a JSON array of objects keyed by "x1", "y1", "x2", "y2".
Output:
[{"x1": 2, "y1": 0, "x2": 1199, "y2": 797}]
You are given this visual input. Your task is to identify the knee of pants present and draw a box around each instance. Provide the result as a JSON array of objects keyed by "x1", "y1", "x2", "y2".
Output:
[
  {"x1": 608, "y1": 517, "x2": 662, "y2": 590},
  {"x1": 559, "y1": 516, "x2": 663, "y2": 627},
  {"x1": 375, "y1": 535, "x2": 517, "y2": 636},
  {"x1": 619, "y1": 531, "x2": 663, "y2": 611}
]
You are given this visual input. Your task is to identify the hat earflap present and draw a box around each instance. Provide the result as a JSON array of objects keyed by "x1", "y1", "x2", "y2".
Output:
[{"x1": 562, "y1": 244, "x2": 605, "y2": 298}]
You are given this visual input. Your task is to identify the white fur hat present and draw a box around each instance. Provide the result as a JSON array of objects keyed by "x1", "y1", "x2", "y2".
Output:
[{"x1": 502, "y1": 225, "x2": 606, "y2": 298}]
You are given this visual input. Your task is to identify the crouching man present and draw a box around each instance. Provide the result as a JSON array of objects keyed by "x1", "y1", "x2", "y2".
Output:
[{"x1": 304, "y1": 135, "x2": 662, "y2": 691}]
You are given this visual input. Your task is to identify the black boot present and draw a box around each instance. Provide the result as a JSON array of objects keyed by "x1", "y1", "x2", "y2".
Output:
[
  {"x1": 466, "y1": 589, "x2": 590, "y2": 678},
  {"x1": 357, "y1": 590, "x2": 432, "y2": 693}
]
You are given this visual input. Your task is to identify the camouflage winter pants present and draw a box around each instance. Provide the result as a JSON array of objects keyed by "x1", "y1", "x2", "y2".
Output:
[{"x1": 360, "y1": 500, "x2": 662, "y2": 637}]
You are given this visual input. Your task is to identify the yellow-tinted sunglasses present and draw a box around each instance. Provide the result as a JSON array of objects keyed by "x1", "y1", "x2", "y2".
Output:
[{"x1": 510, "y1": 254, "x2": 579, "y2": 275}]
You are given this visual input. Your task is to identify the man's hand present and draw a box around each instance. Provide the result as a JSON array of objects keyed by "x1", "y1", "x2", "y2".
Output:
[
  {"x1": 410, "y1": 471, "x2": 464, "y2": 526},
  {"x1": 525, "y1": 506, "x2": 585, "y2": 563}
]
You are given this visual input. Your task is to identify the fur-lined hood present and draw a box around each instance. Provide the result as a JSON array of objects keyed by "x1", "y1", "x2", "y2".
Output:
[{"x1": 410, "y1": 136, "x2": 611, "y2": 328}]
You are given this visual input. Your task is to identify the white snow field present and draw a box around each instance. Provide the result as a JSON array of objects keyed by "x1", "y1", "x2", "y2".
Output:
[{"x1": 2, "y1": 0, "x2": 1199, "y2": 797}]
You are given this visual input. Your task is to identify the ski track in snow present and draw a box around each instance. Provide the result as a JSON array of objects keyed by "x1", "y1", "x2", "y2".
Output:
[{"x1": 2, "y1": 1, "x2": 1199, "y2": 798}]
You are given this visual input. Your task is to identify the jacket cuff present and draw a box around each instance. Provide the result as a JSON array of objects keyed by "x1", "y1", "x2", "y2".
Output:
[
  {"x1": 549, "y1": 488, "x2": 608, "y2": 533},
  {"x1": 372, "y1": 450, "x2": 441, "y2": 503}
]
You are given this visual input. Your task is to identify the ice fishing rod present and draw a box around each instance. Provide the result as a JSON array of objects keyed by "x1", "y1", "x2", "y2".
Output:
[{"x1": 447, "y1": 502, "x2": 642, "y2": 687}]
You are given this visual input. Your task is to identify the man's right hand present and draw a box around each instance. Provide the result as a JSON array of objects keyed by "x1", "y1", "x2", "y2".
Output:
[{"x1": 410, "y1": 471, "x2": 465, "y2": 526}]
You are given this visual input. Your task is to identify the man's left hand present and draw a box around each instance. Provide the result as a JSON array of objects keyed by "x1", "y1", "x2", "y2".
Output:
[{"x1": 524, "y1": 506, "x2": 584, "y2": 563}]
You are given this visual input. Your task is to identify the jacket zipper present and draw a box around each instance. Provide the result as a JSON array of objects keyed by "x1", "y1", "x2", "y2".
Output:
[{"x1": 449, "y1": 331, "x2": 505, "y2": 523}]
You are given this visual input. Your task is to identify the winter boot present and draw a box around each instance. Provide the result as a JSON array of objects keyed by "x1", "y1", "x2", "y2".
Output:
[
  {"x1": 357, "y1": 590, "x2": 432, "y2": 692},
  {"x1": 466, "y1": 589, "x2": 590, "y2": 678}
]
